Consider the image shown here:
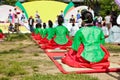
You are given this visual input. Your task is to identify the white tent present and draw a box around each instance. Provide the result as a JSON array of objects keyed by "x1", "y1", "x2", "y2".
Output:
[{"x1": 0, "y1": 5, "x2": 15, "y2": 22}]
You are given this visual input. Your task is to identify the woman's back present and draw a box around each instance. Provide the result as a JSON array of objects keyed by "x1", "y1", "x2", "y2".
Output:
[
  {"x1": 62, "y1": 10, "x2": 109, "y2": 69},
  {"x1": 54, "y1": 25, "x2": 69, "y2": 45},
  {"x1": 72, "y1": 26, "x2": 105, "y2": 62},
  {"x1": 80, "y1": 26, "x2": 104, "y2": 45},
  {"x1": 46, "y1": 28, "x2": 55, "y2": 40}
]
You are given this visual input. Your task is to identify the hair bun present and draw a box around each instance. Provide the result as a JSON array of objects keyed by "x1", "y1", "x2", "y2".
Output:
[{"x1": 81, "y1": 10, "x2": 93, "y2": 23}]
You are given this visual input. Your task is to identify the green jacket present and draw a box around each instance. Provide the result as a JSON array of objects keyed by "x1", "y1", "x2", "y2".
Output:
[
  {"x1": 72, "y1": 26, "x2": 105, "y2": 62},
  {"x1": 54, "y1": 25, "x2": 69, "y2": 45}
]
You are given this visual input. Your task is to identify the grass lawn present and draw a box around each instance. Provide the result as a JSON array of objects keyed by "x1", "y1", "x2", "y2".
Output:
[{"x1": 0, "y1": 33, "x2": 120, "y2": 80}]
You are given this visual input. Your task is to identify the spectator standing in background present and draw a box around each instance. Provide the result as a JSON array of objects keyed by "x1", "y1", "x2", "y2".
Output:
[
  {"x1": 76, "y1": 10, "x2": 81, "y2": 23},
  {"x1": 14, "y1": 14, "x2": 20, "y2": 32},
  {"x1": 97, "y1": 14, "x2": 103, "y2": 27},
  {"x1": 60, "y1": 10, "x2": 64, "y2": 18},
  {"x1": 28, "y1": 16, "x2": 34, "y2": 32},
  {"x1": 69, "y1": 15, "x2": 75, "y2": 23},
  {"x1": 8, "y1": 23, "x2": 14, "y2": 33},
  {"x1": 105, "y1": 11, "x2": 111, "y2": 30}
]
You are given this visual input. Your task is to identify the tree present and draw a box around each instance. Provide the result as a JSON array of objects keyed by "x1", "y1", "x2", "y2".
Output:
[
  {"x1": 1, "y1": 0, "x2": 17, "y2": 6},
  {"x1": 99, "y1": 0, "x2": 119, "y2": 17}
]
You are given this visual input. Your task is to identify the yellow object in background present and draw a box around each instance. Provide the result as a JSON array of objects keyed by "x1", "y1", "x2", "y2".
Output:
[{"x1": 23, "y1": 1, "x2": 67, "y2": 22}]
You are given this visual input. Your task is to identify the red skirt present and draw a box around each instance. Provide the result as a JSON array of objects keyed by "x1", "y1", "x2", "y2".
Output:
[
  {"x1": 43, "y1": 36, "x2": 72, "y2": 49},
  {"x1": 31, "y1": 32, "x2": 35, "y2": 37},
  {"x1": 0, "y1": 33, "x2": 4, "y2": 39},
  {"x1": 38, "y1": 37, "x2": 49, "y2": 44},
  {"x1": 33, "y1": 34, "x2": 42, "y2": 40},
  {"x1": 62, "y1": 44, "x2": 110, "y2": 69}
]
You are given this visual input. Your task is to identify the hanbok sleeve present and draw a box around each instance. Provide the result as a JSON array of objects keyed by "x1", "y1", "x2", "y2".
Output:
[
  {"x1": 34, "y1": 28, "x2": 38, "y2": 34},
  {"x1": 100, "y1": 30, "x2": 105, "y2": 44},
  {"x1": 0, "y1": 29, "x2": 3, "y2": 33},
  {"x1": 72, "y1": 30, "x2": 81, "y2": 51}
]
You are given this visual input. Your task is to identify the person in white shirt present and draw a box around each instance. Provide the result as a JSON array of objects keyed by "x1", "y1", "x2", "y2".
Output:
[
  {"x1": 97, "y1": 15, "x2": 103, "y2": 27},
  {"x1": 109, "y1": 14, "x2": 120, "y2": 44},
  {"x1": 35, "y1": 11, "x2": 39, "y2": 18},
  {"x1": 77, "y1": 17, "x2": 82, "y2": 28},
  {"x1": 14, "y1": 14, "x2": 20, "y2": 32},
  {"x1": 21, "y1": 11, "x2": 26, "y2": 23},
  {"x1": 101, "y1": 22, "x2": 109, "y2": 38},
  {"x1": 70, "y1": 22, "x2": 79, "y2": 38},
  {"x1": 104, "y1": 11, "x2": 111, "y2": 30},
  {"x1": 28, "y1": 16, "x2": 34, "y2": 32}
]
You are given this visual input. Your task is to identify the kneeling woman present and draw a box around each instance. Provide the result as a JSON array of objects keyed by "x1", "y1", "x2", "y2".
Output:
[
  {"x1": 47, "y1": 15, "x2": 72, "y2": 49},
  {"x1": 62, "y1": 10, "x2": 110, "y2": 69},
  {"x1": 32, "y1": 23, "x2": 43, "y2": 40},
  {"x1": 0, "y1": 29, "x2": 4, "y2": 39}
]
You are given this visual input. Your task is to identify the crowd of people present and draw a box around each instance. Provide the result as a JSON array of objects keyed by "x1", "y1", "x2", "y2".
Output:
[
  {"x1": 31, "y1": 9, "x2": 111, "y2": 69},
  {"x1": 0, "y1": 5, "x2": 119, "y2": 45},
  {"x1": 28, "y1": 7, "x2": 120, "y2": 44},
  {"x1": 1, "y1": 6, "x2": 120, "y2": 44},
  {"x1": 7, "y1": 8, "x2": 26, "y2": 33}
]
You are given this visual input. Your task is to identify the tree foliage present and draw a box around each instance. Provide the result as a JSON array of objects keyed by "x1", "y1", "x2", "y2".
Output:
[
  {"x1": 84, "y1": 0, "x2": 120, "y2": 17},
  {"x1": 99, "y1": 0, "x2": 119, "y2": 17},
  {"x1": 1, "y1": 0, "x2": 17, "y2": 6}
]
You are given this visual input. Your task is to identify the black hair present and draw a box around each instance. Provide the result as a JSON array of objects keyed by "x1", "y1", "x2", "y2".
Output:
[
  {"x1": 14, "y1": 8, "x2": 17, "y2": 11},
  {"x1": 57, "y1": 15, "x2": 64, "y2": 26},
  {"x1": 48, "y1": 20, "x2": 53, "y2": 28},
  {"x1": 81, "y1": 10, "x2": 93, "y2": 23},
  {"x1": 36, "y1": 23, "x2": 41, "y2": 28},
  {"x1": 43, "y1": 23, "x2": 46, "y2": 29},
  {"x1": 9, "y1": 23, "x2": 13, "y2": 26},
  {"x1": 9, "y1": 9, "x2": 12, "y2": 12},
  {"x1": 72, "y1": 22, "x2": 75, "y2": 26}
]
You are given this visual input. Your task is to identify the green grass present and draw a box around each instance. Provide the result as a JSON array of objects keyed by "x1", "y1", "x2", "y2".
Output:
[
  {"x1": 0, "y1": 77, "x2": 10, "y2": 80},
  {"x1": 33, "y1": 53, "x2": 39, "y2": 56},
  {"x1": 0, "y1": 61, "x2": 27, "y2": 76},
  {"x1": 31, "y1": 65, "x2": 39, "y2": 72},
  {"x1": 104, "y1": 43, "x2": 120, "y2": 53},
  {"x1": 1, "y1": 33, "x2": 120, "y2": 80},
  {"x1": 4, "y1": 33, "x2": 30, "y2": 41},
  {"x1": 0, "y1": 49, "x2": 24, "y2": 54},
  {"x1": 22, "y1": 73, "x2": 99, "y2": 80}
]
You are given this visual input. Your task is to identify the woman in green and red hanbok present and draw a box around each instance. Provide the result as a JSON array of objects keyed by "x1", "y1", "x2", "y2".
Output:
[
  {"x1": 32, "y1": 23, "x2": 43, "y2": 40},
  {"x1": 40, "y1": 20, "x2": 55, "y2": 49},
  {"x1": 46, "y1": 20, "x2": 55, "y2": 41},
  {"x1": 46, "y1": 15, "x2": 72, "y2": 49},
  {"x1": 38, "y1": 22, "x2": 48, "y2": 44},
  {"x1": 62, "y1": 10, "x2": 110, "y2": 69},
  {"x1": 0, "y1": 29, "x2": 4, "y2": 39}
]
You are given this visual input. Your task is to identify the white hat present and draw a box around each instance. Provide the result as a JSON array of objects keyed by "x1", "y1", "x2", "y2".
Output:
[{"x1": 117, "y1": 15, "x2": 120, "y2": 25}]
